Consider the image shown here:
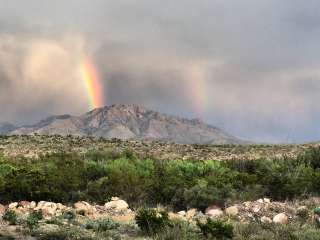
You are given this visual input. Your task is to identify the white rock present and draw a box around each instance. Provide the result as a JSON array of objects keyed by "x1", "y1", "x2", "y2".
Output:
[
  {"x1": 35, "y1": 201, "x2": 46, "y2": 210},
  {"x1": 57, "y1": 203, "x2": 67, "y2": 210},
  {"x1": 186, "y1": 209, "x2": 197, "y2": 219},
  {"x1": 42, "y1": 202, "x2": 57, "y2": 212},
  {"x1": 34, "y1": 202, "x2": 58, "y2": 218},
  {"x1": 74, "y1": 201, "x2": 95, "y2": 215},
  {"x1": 8, "y1": 202, "x2": 18, "y2": 209},
  {"x1": 105, "y1": 199, "x2": 129, "y2": 211},
  {"x1": 168, "y1": 212, "x2": 186, "y2": 221},
  {"x1": 252, "y1": 205, "x2": 261, "y2": 213},
  {"x1": 30, "y1": 201, "x2": 37, "y2": 209},
  {"x1": 18, "y1": 201, "x2": 31, "y2": 208},
  {"x1": 225, "y1": 206, "x2": 239, "y2": 216},
  {"x1": 74, "y1": 201, "x2": 90, "y2": 209},
  {"x1": 257, "y1": 199, "x2": 264, "y2": 204},
  {"x1": 43, "y1": 208, "x2": 56, "y2": 218},
  {"x1": 0, "y1": 204, "x2": 6, "y2": 216},
  {"x1": 261, "y1": 216, "x2": 272, "y2": 224},
  {"x1": 263, "y1": 198, "x2": 271, "y2": 203},
  {"x1": 178, "y1": 211, "x2": 186, "y2": 216},
  {"x1": 206, "y1": 209, "x2": 224, "y2": 218},
  {"x1": 273, "y1": 213, "x2": 288, "y2": 224}
]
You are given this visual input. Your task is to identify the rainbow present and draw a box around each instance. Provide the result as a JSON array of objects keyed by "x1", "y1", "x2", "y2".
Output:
[
  {"x1": 80, "y1": 56, "x2": 104, "y2": 109},
  {"x1": 187, "y1": 65, "x2": 208, "y2": 117}
]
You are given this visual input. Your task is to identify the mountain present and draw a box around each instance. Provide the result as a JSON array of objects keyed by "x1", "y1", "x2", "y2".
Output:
[
  {"x1": 8, "y1": 104, "x2": 246, "y2": 144},
  {"x1": 0, "y1": 122, "x2": 17, "y2": 134}
]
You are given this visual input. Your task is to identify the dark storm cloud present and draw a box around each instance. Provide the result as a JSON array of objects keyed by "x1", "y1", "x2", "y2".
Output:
[{"x1": 0, "y1": 0, "x2": 320, "y2": 142}]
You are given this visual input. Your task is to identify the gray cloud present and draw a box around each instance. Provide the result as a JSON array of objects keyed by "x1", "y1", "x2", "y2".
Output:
[{"x1": 0, "y1": 0, "x2": 320, "y2": 142}]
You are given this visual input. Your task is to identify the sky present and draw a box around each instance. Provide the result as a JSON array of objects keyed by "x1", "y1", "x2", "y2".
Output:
[{"x1": 0, "y1": 0, "x2": 320, "y2": 143}]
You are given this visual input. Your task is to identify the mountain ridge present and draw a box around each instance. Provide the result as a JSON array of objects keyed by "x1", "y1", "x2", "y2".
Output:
[{"x1": 6, "y1": 104, "x2": 247, "y2": 144}]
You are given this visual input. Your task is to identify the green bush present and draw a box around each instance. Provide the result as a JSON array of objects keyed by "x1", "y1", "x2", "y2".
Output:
[
  {"x1": 99, "y1": 157, "x2": 154, "y2": 204},
  {"x1": 36, "y1": 226, "x2": 94, "y2": 240},
  {"x1": 0, "y1": 153, "x2": 87, "y2": 202},
  {"x1": 1, "y1": 148, "x2": 320, "y2": 211},
  {"x1": 197, "y1": 218, "x2": 234, "y2": 239},
  {"x1": 233, "y1": 222, "x2": 320, "y2": 240},
  {"x1": 299, "y1": 147, "x2": 320, "y2": 169},
  {"x1": 25, "y1": 210, "x2": 43, "y2": 230},
  {"x1": 154, "y1": 220, "x2": 200, "y2": 240},
  {"x1": 45, "y1": 216, "x2": 64, "y2": 226},
  {"x1": 84, "y1": 218, "x2": 119, "y2": 232},
  {"x1": 0, "y1": 235, "x2": 16, "y2": 240},
  {"x1": 3, "y1": 210, "x2": 18, "y2": 225},
  {"x1": 314, "y1": 207, "x2": 320, "y2": 216},
  {"x1": 62, "y1": 210, "x2": 76, "y2": 221},
  {"x1": 135, "y1": 208, "x2": 171, "y2": 235}
]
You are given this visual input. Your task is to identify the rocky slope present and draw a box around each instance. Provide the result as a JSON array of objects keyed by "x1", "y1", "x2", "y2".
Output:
[
  {"x1": 8, "y1": 104, "x2": 245, "y2": 144},
  {"x1": 0, "y1": 122, "x2": 17, "y2": 134}
]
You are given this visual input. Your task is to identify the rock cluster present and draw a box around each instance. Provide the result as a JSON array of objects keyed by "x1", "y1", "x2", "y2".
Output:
[
  {"x1": 1, "y1": 197, "x2": 133, "y2": 223},
  {"x1": 168, "y1": 198, "x2": 320, "y2": 225},
  {"x1": 1, "y1": 197, "x2": 320, "y2": 226}
]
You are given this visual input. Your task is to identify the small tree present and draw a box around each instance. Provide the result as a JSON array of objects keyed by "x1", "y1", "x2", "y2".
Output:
[
  {"x1": 135, "y1": 208, "x2": 171, "y2": 235},
  {"x1": 197, "y1": 218, "x2": 234, "y2": 239}
]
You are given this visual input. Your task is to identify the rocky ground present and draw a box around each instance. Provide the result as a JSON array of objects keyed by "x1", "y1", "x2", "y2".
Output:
[
  {"x1": 1, "y1": 197, "x2": 320, "y2": 239},
  {"x1": 0, "y1": 135, "x2": 314, "y2": 160}
]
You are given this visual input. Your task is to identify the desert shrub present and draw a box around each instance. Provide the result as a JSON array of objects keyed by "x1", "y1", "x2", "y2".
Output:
[
  {"x1": 122, "y1": 148, "x2": 137, "y2": 160},
  {"x1": 97, "y1": 158, "x2": 155, "y2": 205},
  {"x1": 233, "y1": 223, "x2": 261, "y2": 239},
  {"x1": 84, "y1": 218, "x2": 119, "y2": 232},
  {"x1": 85, "y1": 161, "x2": 108, "y2": 181},
  {"x1": 2, "y1": 148, "x2": 320, "y2": 209},
  {"x1": 233, "y1": 222, "x2": 320, "y2": 240},
  {"x1": 294, "y1": 228, "x2": 320, "y2": 239},
  {"x1": 24, "y1": 210, "x2": 43, "y2": 230},
  {"x1": 3, "y1": 210, "x2": 18, "y2": 225},
  {"x1": 154, "y1": 220, "x2": 200, "y2": 240},
  {"x1": 45, "y1": 216, "x2": 64, "y2": 226},
  {"x1": 299, "y1": 147, "x2": 320, "y2": 169},
  {"x1": 225, "y1": 158, "x2": 260, "y2": 174},
  {"x1": 0, "y1": 235, "x2": 15, "y2": 240},
  {"x1": 183, "y1": 179, "x2": 234, "y2": 211},
  {"x1": 62, "y1": 210, "x2": 76, "y2": 221},
  {"x1": 86, "y1": 177, "x2": 109, "y2": 203},
  {"x1": 36, "y1": 226, "x2": 94, "y2": 240},
  {"x1": 0, "y1": 153, "x2": 87, "y2": 202},
  {"x1": 0, "y1": 162, "x2": 16, "y2": 192},
  {"x1": 135, "y1": 208, "x2": 171, "y2": 235},
  {"x1": 254, "y1": 157, "x2": 317, "y2": 200},
  {"x1": 86, "y1": 150, "x2": 116, "y2": 162},
  {"x1": 151, "y1": 160, "x2": 223, "y2": 209},
  {"x1": 197, "y1": 218, "x2": 234, "y2": 240},
  {"x1": 314, "y1": 207, "x2": 320, "y2": 216}
]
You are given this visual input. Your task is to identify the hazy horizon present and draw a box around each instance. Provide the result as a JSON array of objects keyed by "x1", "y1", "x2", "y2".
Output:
[{"x1": 1, "y1": 0, "x2": 320, "y2": 143}]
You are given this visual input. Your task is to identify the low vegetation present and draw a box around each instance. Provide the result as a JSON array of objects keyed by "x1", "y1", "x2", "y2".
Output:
[
  {"x1": 197, "y1": 218, "x2": 234, "y2": 239},
  {"x1": 1, "y1": 147, "x2": 320, "y2": 210},
  {"x1": 0, "y1": 134, "x2": 309, "y2": 161},
  {"x1": 3, "y1": 210, "x2": 18, "y2": 225},
  {"x1": 1, "y1": 141, "x2": 320, "y2": 239},
  {"x1": 135, "y1": 208, "x2": 171, "y2": 235}
]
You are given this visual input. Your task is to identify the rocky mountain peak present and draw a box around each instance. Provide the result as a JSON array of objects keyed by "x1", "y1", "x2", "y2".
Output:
[
  {"x1": 6, "y1": 105, "x2": 246, "y2": 144},
  {"x1": 0, "y1": 122, "x2": 17, "y2": 134}
]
